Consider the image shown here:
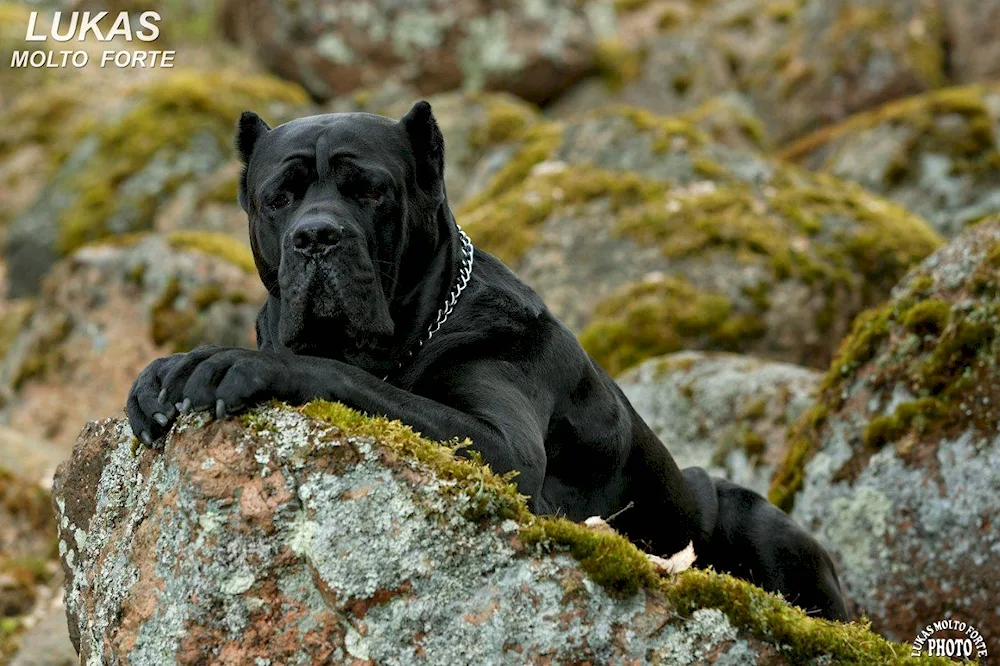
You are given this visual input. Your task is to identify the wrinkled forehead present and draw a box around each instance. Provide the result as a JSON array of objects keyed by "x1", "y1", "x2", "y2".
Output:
[{"x1": 250, "y1": 112, "x2": 413, "y2": 182}]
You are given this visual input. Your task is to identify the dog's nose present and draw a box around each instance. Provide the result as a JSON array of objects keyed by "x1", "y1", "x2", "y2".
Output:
[{"x1": 292, "y1": 219, "x2": 343, "y2": 255}]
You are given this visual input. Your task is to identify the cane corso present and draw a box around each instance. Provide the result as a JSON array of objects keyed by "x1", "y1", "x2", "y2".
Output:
[{"x1": 126, "y1": 102, "x2": 848, "y2": 621}]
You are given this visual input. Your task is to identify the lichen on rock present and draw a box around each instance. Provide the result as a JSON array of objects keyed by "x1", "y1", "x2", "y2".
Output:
[
  {"x1": 53, "y1": 401, "x2": 951, "y2": 665},
  {"x1": 770, "y1": 218, "x2": 1000, "y2": 654},
  {"x1": 617, "y1": 351, "x2": 819, "y2": 496}
]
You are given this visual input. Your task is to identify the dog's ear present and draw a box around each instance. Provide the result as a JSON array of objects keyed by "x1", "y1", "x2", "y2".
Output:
[
  {"x1": 236, "y1": 111, "x2": 271, "y2": 164},
  {"x1": 236, "y1": 111, "x2": 271, "y2": 211},
  {"x1": 400, "y1": 101, "x2": 445, "y2": 195}
]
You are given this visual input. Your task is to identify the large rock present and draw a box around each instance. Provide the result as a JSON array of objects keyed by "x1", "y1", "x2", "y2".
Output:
[
  {"x1": 52, "y1": 401, "x2": 946, "y2": 665},
  {"x1": 552, "y1": 0, "x2": 949, "y2": 144},
  {"x1": 770, "y1": 218, "x2": 1000, "y2": 654},
  {"x1": 0, "y1": 232, "x2": 265, "y2": 458},
  {"x1": 783, "y1": 84, "x2": 1000, "y2": 238},
  {"x1": 459, "y1": 105, "x2": 942, "y2": 375},
  {"x1": 217, "y1": 0, "x2": 615, "y2": 104},
  {"x1": 618, "y1": 352, "x2": 819, "y2": 496},
  {"x1": 2, "y1": 71, "x2": 308, "y2": 297}
]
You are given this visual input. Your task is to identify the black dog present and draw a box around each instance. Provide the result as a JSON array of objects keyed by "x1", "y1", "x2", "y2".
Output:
[{"x1": 126, "y1": 102, "x2": 848, "y2": 621}]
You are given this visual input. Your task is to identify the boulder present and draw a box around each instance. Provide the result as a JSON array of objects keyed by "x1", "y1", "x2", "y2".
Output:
[
  {"x1": 783, "y1": 84, "x2": 1000, "y2": 238},
  {"x1": 551, "y1": 0, "x2": 949, "y2": 144},
  {"x1": 217, "y1": 0, "x2": 616, "y2": 104},
  {"x1": 52, "y1": 401, "x2": 946, "y2": 665},
  {"x1": 2, "y1": 71, "x2": 308, "y2": 297},
  {"x1": 618, "y1": 351, "x2": 818, "y2": 496},
  {"x1": 770, "y1": 218, "x2": 1000, "y2": 654},
  {"x1": 0, "y1": 232, "x2": 265, "y2": 459},
  {"x1": 458, "y1": 104, "x2": 942, "y2": 375}
]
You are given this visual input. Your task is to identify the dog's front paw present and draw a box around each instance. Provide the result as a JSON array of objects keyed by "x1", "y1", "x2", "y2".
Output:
[
  {"x1": 126, "y1": 344, "x2": 236, "y2": 447},
  {"x1": 171, "y1": 348, "x2": 291, "y2": 422}
]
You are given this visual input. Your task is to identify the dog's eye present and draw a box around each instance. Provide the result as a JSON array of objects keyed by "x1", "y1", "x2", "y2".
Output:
[
  {"x1": 265, "y1": 194, "x2": 290, "y2": 211},
  {"x1": 360, "y1": 190, "x2": 382, "y2": 202}
]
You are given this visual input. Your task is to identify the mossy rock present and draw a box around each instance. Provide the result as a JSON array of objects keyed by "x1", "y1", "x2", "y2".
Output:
[
  {"x1": 553, "y1": 0, "x2": 949, "y2": 145},
  {"x1": 218, "y1": 0, "x2": 615, "y2": 104},
  {"x1": 459, "y1": 105, "x2": 942, "y2": 375},
  {"x1": 54, "y1": 402, "x2": 953, "y2": 664},
  {"x1": 2, "y1": 70, "x2": 308, "y2": 297},
  {"x1": 0, "y1": 231, "x2": 265, "y2": 458},
  {"x1": 330, "y1": 89, "x2": 542, "y2": 206},
  {"x1": 783, "y1": 84, "x2": 1000, "y2": 238},
  {"x1": 770, "y1": 218, "x2": 1000, "y2": 654},
  {"x1": 618, "y1": 351, "x2": 819, "y2": 496}
]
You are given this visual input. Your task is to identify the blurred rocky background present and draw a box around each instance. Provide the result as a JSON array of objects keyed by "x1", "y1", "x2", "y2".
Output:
[{"x1": 1, "y1": 0, "x2": 999, "y2": 662}]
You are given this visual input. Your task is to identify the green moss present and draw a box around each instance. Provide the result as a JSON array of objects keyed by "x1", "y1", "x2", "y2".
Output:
[
  {"x1": 863, "y1": 398, "x2": 945, "y2": 449},
  {"x1": 0, "y1": 616, "x2": 23, "y2": 662},
  {"x1": 56, "y1": 72, "x2": 307, "y2": 254},
  {"x1": 613, "y1": 0, "x2": 651, "y2": 12},
  {"x1": 166, "y1": 231, "x2": 256, "y2": 274},
  {"x1": 902, "y1": 298, "x2": 951, "y2": 336},
  {"x1": 466, "y1": 94, "x2": 539, "y2": 150},
  {"x1": 820, "y1": 303, "x2": 894, "y2": 394},
  {"x1": 594, "y1": 39, "x2": 645, "y2": 91},
  {"x1": 461, "y1": 165, "x2": 662, "y2": 266},
  {"x1": 579, "y1": 277, "x2": 765, "y2": 377},
  {"x1": 457, "y1": 121, "x2": 563, "y2": 216},
  {"x1": 662, "y1": 569, "x2": 956, "y2": 665},
  {"x1": 769, "y1": 403, "x2": 828, "y2": 511},
  {"x1": 521, "y1": 517, "x2": 658, "y2": 597},
  {"x1": 772, "y1": 223, "x2": 1000, "y2": 509},
  {"x1": 292, "y1": 401, "x2": 949, "y2": 663}
]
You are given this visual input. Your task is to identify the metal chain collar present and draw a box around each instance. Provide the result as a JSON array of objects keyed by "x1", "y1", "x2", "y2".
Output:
[{"x1": 383, "y1": 225, "x2": 474, "y2": 380}]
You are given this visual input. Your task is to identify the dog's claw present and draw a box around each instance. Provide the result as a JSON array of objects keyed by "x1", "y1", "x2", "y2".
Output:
[
  {"x1": 139, "y1": 430, "x2": 153, "y2": 447},
  {"x1": 215, "y1": 399, "x2": 226, "y2": 420},
  {"x1": 157, "y1": 388, "x2": 167, "y2": 404},
  {"x1": 180, "y1": 398, "x2": 192, "y2": 414},
  {"x1": 153, "y1": 413, "x2": 169, "y2": 427}
]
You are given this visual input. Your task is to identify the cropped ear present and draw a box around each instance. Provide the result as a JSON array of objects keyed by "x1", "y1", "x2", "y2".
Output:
[
  {"x1": 236, "y1": 111, "x2": 271, "y2": 211},
  {"x1": 235, "y1": 111, "x2": 271, "y2": 164},
  {"x1": 400, "y1": 101, "x2": 445, "y2": 196}
]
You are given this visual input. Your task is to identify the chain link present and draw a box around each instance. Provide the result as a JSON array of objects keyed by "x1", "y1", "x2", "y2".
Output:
[{"x1": 383, "y1": 225, "x2": 474, "y2": 380}]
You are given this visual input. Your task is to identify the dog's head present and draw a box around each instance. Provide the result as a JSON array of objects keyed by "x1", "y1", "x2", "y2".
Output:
[{"x1": 236, "y1": 102, "x2": 453, "y2": 367}]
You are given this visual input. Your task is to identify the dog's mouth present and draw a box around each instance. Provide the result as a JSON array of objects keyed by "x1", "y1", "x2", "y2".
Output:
[{"x1": 276, "y1": 251, "x2": 395, "y2": 361}]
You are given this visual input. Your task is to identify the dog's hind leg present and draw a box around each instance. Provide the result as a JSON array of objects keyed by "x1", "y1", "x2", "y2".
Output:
[{"x1": 680, "y1": 467, "x2": 850, "y2": 622}]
